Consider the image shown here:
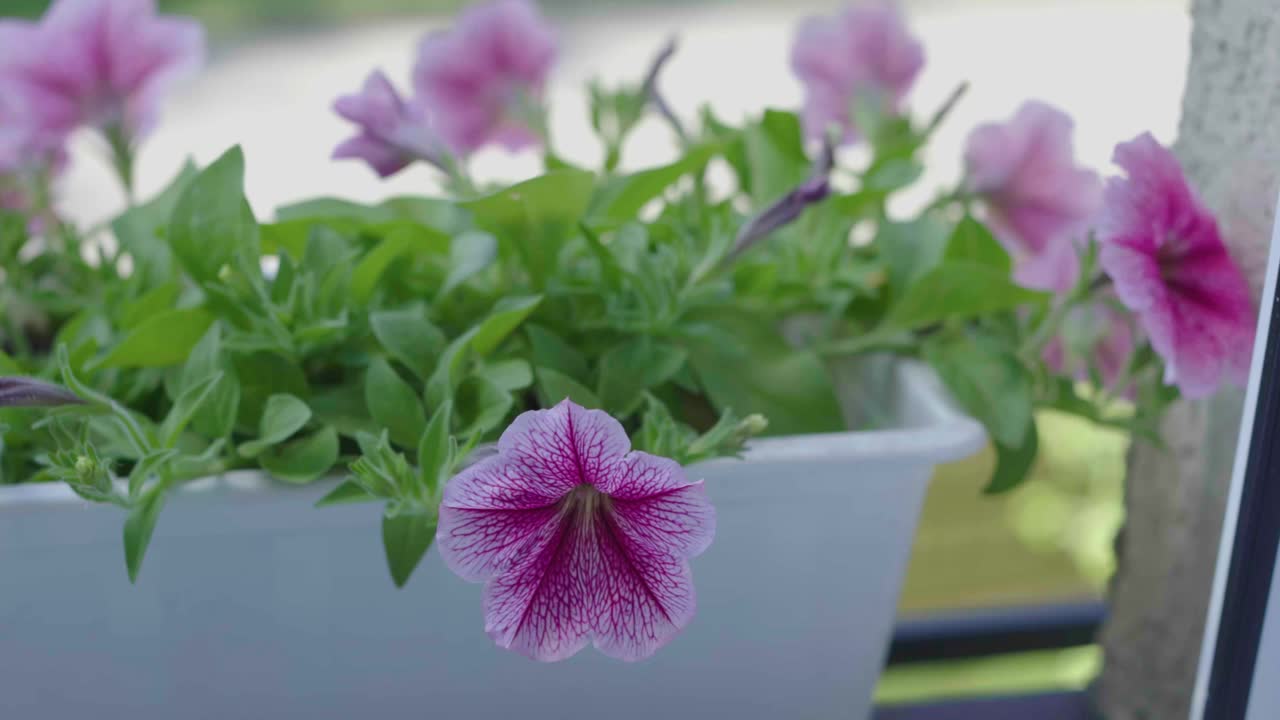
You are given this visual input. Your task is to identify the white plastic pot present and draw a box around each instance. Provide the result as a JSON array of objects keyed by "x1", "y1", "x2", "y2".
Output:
[{"x1": 0, "y1": 359, "x2": 983, "y2": 719}]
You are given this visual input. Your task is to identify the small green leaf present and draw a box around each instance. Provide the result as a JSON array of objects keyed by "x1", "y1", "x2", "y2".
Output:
[
  {"x1": 239, "y1": 393, "x2": 311, "y2": 457},
  {"x1": 382, "y1": 509, "x2": 437, "y2": 588},
  {"x1": 597, "y1": 339, "x2": 687, "y2": 417},
  {"x1": 159, "y1": 372, "x2": 223, "y2": 448},
  {"x1": 366, "y1": 358, "x2": 427, "y2": 448},
  {"x1": 370, "y1": 308, "x2": 446, "y2": 382},
  {"x1": 743, "y1": 109, "x2": 809, "y2": 205},
  {"x1": 417, "y1": 401, "x2": 452, "y2": 496},
  {"x1": 181, "y1": 325, "x2": 239, "y2": 438},
  {"x1": 233, "y1": 353, "x2": 309, "y2": 430},
  {"x1": 685, "y1": 311, "x2": 844, "y2": 436},
  {"x1": 440, "y1": 231, "x2": 499, "y2": 297},
  {"x1": 536, "y1": 367, "x2": 602, "y2": 409},
  {"x1": 587, "y1": 143, "x2": 719, "y2": 222},
  {"x1": 316, "y1": 479, "x2": 377, "y2": 507},
  {"x1": 124, "y1": 487, "x2": 166, "y2": 583},
  {"x1": 97, "y1": 308, "x2": 215, "y2": 369},
  {"x1": 169, "y1": 146, "x2": 259, "y2": 284},
  {"x1": 526, "y1": 324, "x2": 588, "y2": 379},
  {"x1": 457, "y1": 375, "x2": 513, "y2": 436},
  {"x1": 471, "y1": 295, "x2": 543, "y2": 357},
  {"x1": 118, "y1": 283, "x2": 182, "y2": 329},
  {"x1": 260, "y1": 426, "x2": 339, "y2": 484},
  {"x1": 925, "y1": 335, "x2": 1033, "y2": 449},
  {"x1": 863, "y1": 157, "x2": 923, "y2": 192},
  {"x1": 985, "y1": 419, "x2": 1039, "y2": 494},
  {"x1": 351, "y1": 225, "x2": 450, "y2": 303},
  {"x1": 462, "y1": 170, "x2": 595, "y2": 286},
  {"x1": 887, "y1": 262, "x2": 1048, "y2": 330},
  {"x1": 480, "y1": 358, "x2": 534, "y2": 392},
  {"x1": 944, "y1": 215, "x2": 1011, "y2": 273},
  {"x1": 879, "y1": 217, "x2": 949, "y2": 294},
  {"x1": 127, "y1": 448, "x2": 178, "y2": 500}
]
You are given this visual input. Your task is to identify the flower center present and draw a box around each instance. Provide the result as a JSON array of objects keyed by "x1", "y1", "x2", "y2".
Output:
[{"x1": 564, "y1": 484, "x2": 612, "y2": 529}]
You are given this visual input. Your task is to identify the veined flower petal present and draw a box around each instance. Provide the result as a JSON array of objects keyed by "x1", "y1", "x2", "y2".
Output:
[{"x1": 437, "y1": 399, "x2": 716, "y2": 662}]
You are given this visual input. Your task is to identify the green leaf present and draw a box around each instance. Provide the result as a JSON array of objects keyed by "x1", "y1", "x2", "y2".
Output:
[
  {"x1": 169, "y1": 146, "x2": 259, "y2": 284},
  {"x1": 456, "y1": 375, "x2": 513, "y2": 436},
  {"x1": 159, "y1": 372, "x2": 223, "y2": 448},
  {"x1": 417, "y1": 401, "x2": 452, "y2": 495},
  {"x1": 480, "y1": 358, "x2": 534, "y2": 393},
  {"x1": 597, "y1": 338, "x2": 687, "y2": 417},
  {"x1": 350, "y1": 224, "x2": 451, "y2": 302},
  {"x1": 180, "y1": 324, "x2": 239, "y2": 438},
  {"x1": 111, "y1": 161, "x2": 197, "y2": 283},
  {"x1": 123, "y1": 487, "x2": 166, "y2": 583},
  {"x1": 260, "y1": 426, "x2": 339, "y2": 484},
  {"x1": 97, "y1": 307, "x2": 215, "y2": 369},
  {"x1": 315, "y1": 479, "x2": 378, "y2": 507},
  {"x1": 440, "y1": 230, "x2": 499, "y2": 297},
  {"x1": 879, "y1": 216, "x2": 949, "y2": 295},
  {"x1": 461, "y1": 170, "x2": 595, "y2": 285},
  {"x1": 526, "y1": 324, "x2": 588, "y2": 379},
  {"x1": 985, "y1": 419, "x2": 1039, "y2": 494},
  {"x1": 944, "y1": 215, "x2": 1011, "y2": 273},
  {"x1": 743, "y1": 109, "x2": 809, "y2": 205},
  {"x1": 233, "y1": 352, "x2": 309, "y2": 429},
  {"x1": 370, "y1": 307, "x2": 446, "y2": 382},
  {"x1": 685, "y1": 311, "x2": 844, "y2": 436},
  {"x1": 887, "y1": 262, "x2": 1048, "y2": 330},
  {"x1": 471, "y1": 295, "x2": 543, "y2": 357},
  {"x1": 536, "y1": 367, "x2": 602, "y2": 409},
  {"x1": 118, "y1": 283, "x2": 182, "y2": 329},
  {"x1": 382, "y1": 510, "x2": 437, "y2": 588},
  {"x1": 239, "y1": 393, "x2": 312, "y2": 457},
  {"x1": 366, "y1": 358, "x2": 427, "y2": 448},
  {"x1": 863, "y1": 157, "x2": 923, "y2": 193},
  {"x1": 925, "y1": 335, "x2": 1033, "y2": 448},
  {"x1": 127, "y1": 448, "x2": 178, "y2": 500},
  {"x1": 587, "y1": 143, "x2": 719, "y2": 222}
]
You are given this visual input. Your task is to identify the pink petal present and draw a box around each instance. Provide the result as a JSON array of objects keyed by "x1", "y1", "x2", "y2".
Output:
[
  {"x1": 410, "y1": 0, "x2": 555, "y2": 155},
  {"x1": 497, "y1": 399, "x2": 631, "y2": 493},
  {"x1": 790, "y1": 0, "x2": 923, "y2": 142},
  {"x1": 965, "y1": 101, "x2": 1101, "y2": 267},
  {"x1": 480, "y1": 490, "x2": 700, "y2": 662},
  {"x1": 437, "y1": 500, "x2": 562, "y2": 582}
]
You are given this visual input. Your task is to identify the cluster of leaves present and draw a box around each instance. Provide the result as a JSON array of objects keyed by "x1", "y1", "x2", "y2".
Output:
[{"x1": 0, "y1": 95, "x2": 1173, "y2": 586}]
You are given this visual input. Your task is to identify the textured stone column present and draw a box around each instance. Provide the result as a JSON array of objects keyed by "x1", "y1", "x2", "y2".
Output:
[{"x1": 1094, "y1": 1, "x2": 1280, "y2": 717}]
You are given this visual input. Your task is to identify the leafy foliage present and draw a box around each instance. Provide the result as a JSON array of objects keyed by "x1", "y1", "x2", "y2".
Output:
[{"x1": 0, "y1": 91, "x2": 1164, "y2": 586}]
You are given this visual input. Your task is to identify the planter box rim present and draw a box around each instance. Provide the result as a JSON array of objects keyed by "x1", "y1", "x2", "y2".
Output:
[{"x1": 0, "y1": 360, "x2": 983, "y2": 510}]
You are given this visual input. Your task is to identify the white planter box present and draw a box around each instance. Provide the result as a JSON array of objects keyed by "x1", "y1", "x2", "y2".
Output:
[{"x1": 0, "y1": 359, "x2": 983, "y2": 719}]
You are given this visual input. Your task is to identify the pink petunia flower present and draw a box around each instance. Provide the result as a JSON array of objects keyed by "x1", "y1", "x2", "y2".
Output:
[
  {"x1": 790, "y1": 1, "x2": 924, "y2": 143},
  {"x1": 0, "y1": 0, "x2": 204, "y2": 142},
  {"x1": 332, "y1": 70, "x2": 449, "y2": 178},
  {"x1": 964, "y1": 101, "x2": 1102, "y2": 291},
  {"x1": 1098, "y1": 133, "x2": 1255, "y2": 399},
  {"x1": 411, "y1": 0, "x2": 557, "y2": 156},
  {"x1": 436, "y1": 400, "x2": 715, "y2": 662}
]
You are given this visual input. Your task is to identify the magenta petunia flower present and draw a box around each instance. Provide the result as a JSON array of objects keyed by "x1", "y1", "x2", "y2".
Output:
[
  {"x1": 964, "y1": 101, "x2": 1102, "y2": 291},
  {"x1": 0, "y1": 0, "x2": 204, "y2": 142},
  {"x1": 411, "y1": 0, "x2": 557, "y2": 156},
  {"x1": 1098, "y1": 133, "x2": 1255, "y2": 398},
  {"x1": 436, "y1": 400, "x2": 715, "y2": 662},
  {"x1": 790, "y1": 1, "x2": 925, "y2": 143},
  {"x1": 333, "y1": 70, "x2": 449, "y2": 178}
]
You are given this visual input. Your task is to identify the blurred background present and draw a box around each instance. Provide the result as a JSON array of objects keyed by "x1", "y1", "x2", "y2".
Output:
[{"x1": 9, "y1": 0, "x2": 1186, "y2": 707}]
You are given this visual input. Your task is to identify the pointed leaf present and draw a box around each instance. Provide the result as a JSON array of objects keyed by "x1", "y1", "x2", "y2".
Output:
[{"x1": 382, "y1": 510, "x2": 437, "y2": 588}]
